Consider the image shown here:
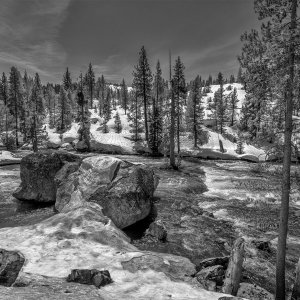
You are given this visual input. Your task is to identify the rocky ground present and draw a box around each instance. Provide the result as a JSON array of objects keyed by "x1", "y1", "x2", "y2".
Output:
[
  {"x1": 0, "y1": 153, "x2": 299, "y2": 299},
  {"x1": 119, "y1": 156, "x2": 300, "y2": 296}
]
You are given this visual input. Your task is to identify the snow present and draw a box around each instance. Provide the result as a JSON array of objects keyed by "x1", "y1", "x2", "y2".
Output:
[
  {"x1": 0, "y1": 202, "x2": 234, "y2": 300},
  {"x1": 45, "y1": 124, "x2": 61, "y2": 145},
  {"x1": 203, "y1": 83, "x2": 245, "y2": 119},
  {"x1": 181, "y1": 128, "x2": 266, "y2": 161},
  {"x1": 0, "y1": 150, "x2": 20, "y2": 162},
  {"x1": 89, "y1": 106, "x2": 135, "y2": 153},
  {"x1": 62, "y1": 122, "x2": 80, "y2": 142}
]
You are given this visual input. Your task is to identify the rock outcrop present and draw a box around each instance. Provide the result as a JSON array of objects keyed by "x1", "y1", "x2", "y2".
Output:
[
  {"x1": 55, "y1": 156, "x2": 158, "y2": 229},
  {"x1": 13, "y1": 151, "x2": 81, "y2": 203},
  {"x1": 0, "y1": 202, "x2": 229, "y2": 300},
  {"x1": 0, "y1": 249, "x2": 25, "y2": 286}
]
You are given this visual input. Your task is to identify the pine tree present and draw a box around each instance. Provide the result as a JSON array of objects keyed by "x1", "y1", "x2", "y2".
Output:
[
  {"x1": 98, "y1": 75, "x2": 105, "y2": 116},
  {"x1": 0, "y1": 73, "x2": 9, "y2": 142},
  {"x1": 235, "y1": 134, "x2": 244, "y2": 154},
  {"x1": 28, "y1": 73, "x2": 44, "y2": 152},
  {"x1": 45, "y1": 84, "x2": 56, "y2": 128},
  {"x1": 229, "y1": 87, "x2": 239, "y2": 126},
  {"x1": 102, "y1": 119, "x2": 109, "y2": 133},
  {"x1": 86, "y1": 63, "x2": 95, "y2": 109},
  {"x1": 63, "y1": 68, "x2": 72, "y2": 92},
  {"x1": 236, "y1": 66, "x2": 243, "y2": 83},
  {"x1": 114, "y1": 111, "x2": 122, "y2": 133},
  {"x1": 212, "y1": 72, "x2": 228, "y2": 134},
  {"x1": 127, "y1": 90, "x2": 143, "y2": 142},
  {"x1": 186, "y1": 75, "x2": 205, "y2": 148},
  {"x1": 57, "y1": 87, "x2": 71, "y2": 131},
  {"x1": 8, "y1": 66, "x2": 23, "y2": 147},
  {"x1": 172, "y1": 56, "x2": 187, "y2": 153},
  {"x1": 229, "y1": 75, "x2": 235, "y2": 84},
  {"x1": 103, "y1": 88, "x2": 112, "y2": 121},
  {"x1": 132, "y1": 46, "x2": 152, "y2": 144},
  {"x1": 149, "y1": 60, "x2": 164, "y2": 155},
  {"x1": 120, "y1": 78, "x2": 128, "y2": 114}
]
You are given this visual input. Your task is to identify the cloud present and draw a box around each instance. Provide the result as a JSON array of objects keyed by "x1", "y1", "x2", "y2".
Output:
[{"x1": 0, "y1": 0, "x2": 71, "y2": 80}]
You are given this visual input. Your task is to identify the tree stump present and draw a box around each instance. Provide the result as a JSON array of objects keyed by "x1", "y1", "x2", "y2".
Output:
[{"x1": 222, "y1": 237, "x2": 245, "y2": 296}]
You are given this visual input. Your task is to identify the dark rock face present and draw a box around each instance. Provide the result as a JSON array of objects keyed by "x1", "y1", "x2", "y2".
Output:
[
  {"x1": 56, "y1": 156, "x2": 159, "y2": 229},
  {"x1": 0, "y1": 249, "x2": 25, "y2": 286},
  {"x1": 66, "y1": 269, "x2": 112, "y2": 288},
  {"x1": 252, "y1": 239, "x2": 272, "y2": 253},
  {"x1": 196, "y1": 256, "x2": 230, "y2": 273},
  {"x1": 196, "y1": 265, "x2": 225, "y2": 286},
  {"x1": 13, "y1": 151, "x2": 81, "y2": 203}
]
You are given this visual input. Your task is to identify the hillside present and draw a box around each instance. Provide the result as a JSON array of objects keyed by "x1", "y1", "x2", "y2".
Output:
[{"x1": 41, "y1": 82, "x2": 266, "y2": 161}]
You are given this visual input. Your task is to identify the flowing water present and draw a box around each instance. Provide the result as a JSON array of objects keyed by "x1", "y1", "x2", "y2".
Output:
[{"x1": 0, "y1": 164, "x2": 55, "y2": 228}]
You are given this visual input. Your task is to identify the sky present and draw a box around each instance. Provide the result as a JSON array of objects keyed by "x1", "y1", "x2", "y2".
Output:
[{"x1": 0, "y1": 0, "x2": 260, "y2": 85}]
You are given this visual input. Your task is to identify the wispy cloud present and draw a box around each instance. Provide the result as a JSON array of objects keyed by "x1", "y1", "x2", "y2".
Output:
[{"x1": 0, "y1": 0, "x2": 71, "y2": 80}]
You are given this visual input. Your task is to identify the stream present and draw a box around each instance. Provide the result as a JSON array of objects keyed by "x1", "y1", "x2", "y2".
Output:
[{"x1": 0, "y1": 164, "x2": 55, "y2": 228}]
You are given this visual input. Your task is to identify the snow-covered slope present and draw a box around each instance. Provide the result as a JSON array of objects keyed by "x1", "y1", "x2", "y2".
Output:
[
  {"x1": 203, "y1": 83, "x2": 246, "y2": 119},
  {"x1": 43, "y1": 83, "x2": 264, "y2": 160}
]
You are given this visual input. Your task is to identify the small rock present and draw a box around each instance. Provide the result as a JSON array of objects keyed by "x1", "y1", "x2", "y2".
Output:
[
  {"x1": 202, "y1": 211, "x2": 214, "y2": 218},
  {"x1": 196, "y1": 256, "x2": 229, "y2": 272},
  {"x1": 252, "y1": 239, "x2": 272, "y2": 253},
  {"x1": 237, "y1": 282, "x2": 274, "y2": 300},
  {"x1": 75, "y1": 140, "x2": 89, "y2": 152},
  {"x1": 0, "y1": 249, "x2": 25, "y2": 286},
  {"x1": 66, "y1": 269, "x2": 112, "y2": 288},
  {"x1": 196, "y1": 265, "x2": 225, "y2": 286},
  {"x1": 146, "y1": 220, "x2": 167, "y2": 241}
]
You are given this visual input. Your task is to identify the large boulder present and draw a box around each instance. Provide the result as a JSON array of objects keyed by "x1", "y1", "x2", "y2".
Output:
[
  {"x1": 90, "y1": 139, "x2": 127, "y2": 154},
  {"x1": 55, "y1": 156, "x2": 158, "y2": 229},
  {"x1": 0, "y1": 249, "x2": 25, "y2": 286},
  {"x1": 13, "y1": 151, "x2": 81, "y2": 203}
]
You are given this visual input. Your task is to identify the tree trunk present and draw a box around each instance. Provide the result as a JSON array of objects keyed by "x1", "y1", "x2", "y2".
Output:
[
  {"x1": 14, "y1": 91, "x2": 19, "y2": 147},
  {"x1": 176, "y1": 92, "x2": 180, "y2": 154},
  {"x1": 169, "y1": 86, "x2": 176, "y2": 169},
  {"x1": 143, "y1": 82, "x2": 149, "y2": 144},
  {"x1": 276, "y1": 1, "x2": 297, "y2": 299},
  {"x1": 135, "y1": 92, "x2": 138, "y2": 142},
  {"x1": 222, "y1": 237, "x2": 245, "y2": 296},
  {"x1": 291, "y1": 258, "x2": 300, "y2": 300},
  {"x1": 194, "y1": 100, "x2": 197, "y2": 148}
]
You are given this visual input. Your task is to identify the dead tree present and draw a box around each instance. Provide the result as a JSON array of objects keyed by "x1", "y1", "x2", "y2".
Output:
[{"x1": 222, "y1": 237, "x2": 245, "y2": 296}]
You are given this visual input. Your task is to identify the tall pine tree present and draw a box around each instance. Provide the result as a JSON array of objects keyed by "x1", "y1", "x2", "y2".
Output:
[
  {"x1": 132, "y1": 46, "x2": 152, "y2": 144},
  {"x1": 172, "y1": 56, "x2": 186, "y2": 154}
]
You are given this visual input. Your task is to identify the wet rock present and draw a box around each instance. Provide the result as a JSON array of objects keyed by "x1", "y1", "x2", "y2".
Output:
[
  {"x1": 13, "y1": 151, "x2": 81, "y2": 203},
  {"x1": 74, "y1": 140, "x2": 89, "y2": 152},
  {"x1": 56, "y1": 156, "x2": 159, "y2": 229},
  {"x1": 66, "y1": 269, "x2": 112, "y2": 288},
  {"x1": 252, "y1": 239, "x2": 272, "y2": 253},
  {"x1": 121, "y1": 253, "x2": 196, "y2": 282},
  {"x1": 90, "y1": 139, "x2": 127, "y2": 154},
  {"x1": 47, "y1": 140, "x2": 61, "y2": 149},
  {"x1": 60, "y1": 143, "x2": 74, "y2": 151},
  {"x1": 0, "y1": 249, "x2": 25, "y2": 286},
  {"x1": 146, "y1": 220, "x2": 167, "y2": 241},
  {"x1": 196, "y1": 265, "x2": 225, "y2": 286},
  {"x1": 196, "y1": 256, "x2": 230, "y2": 273},
  {"x1": 236, "y1": 282, "x2": 274, "y2": 300},
  {"x1": 203, "y1": 211, "x2": 214, "y2": 218},
  {"x1": 239, "y1": 154, "x2": 259, "y2": 163}
]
